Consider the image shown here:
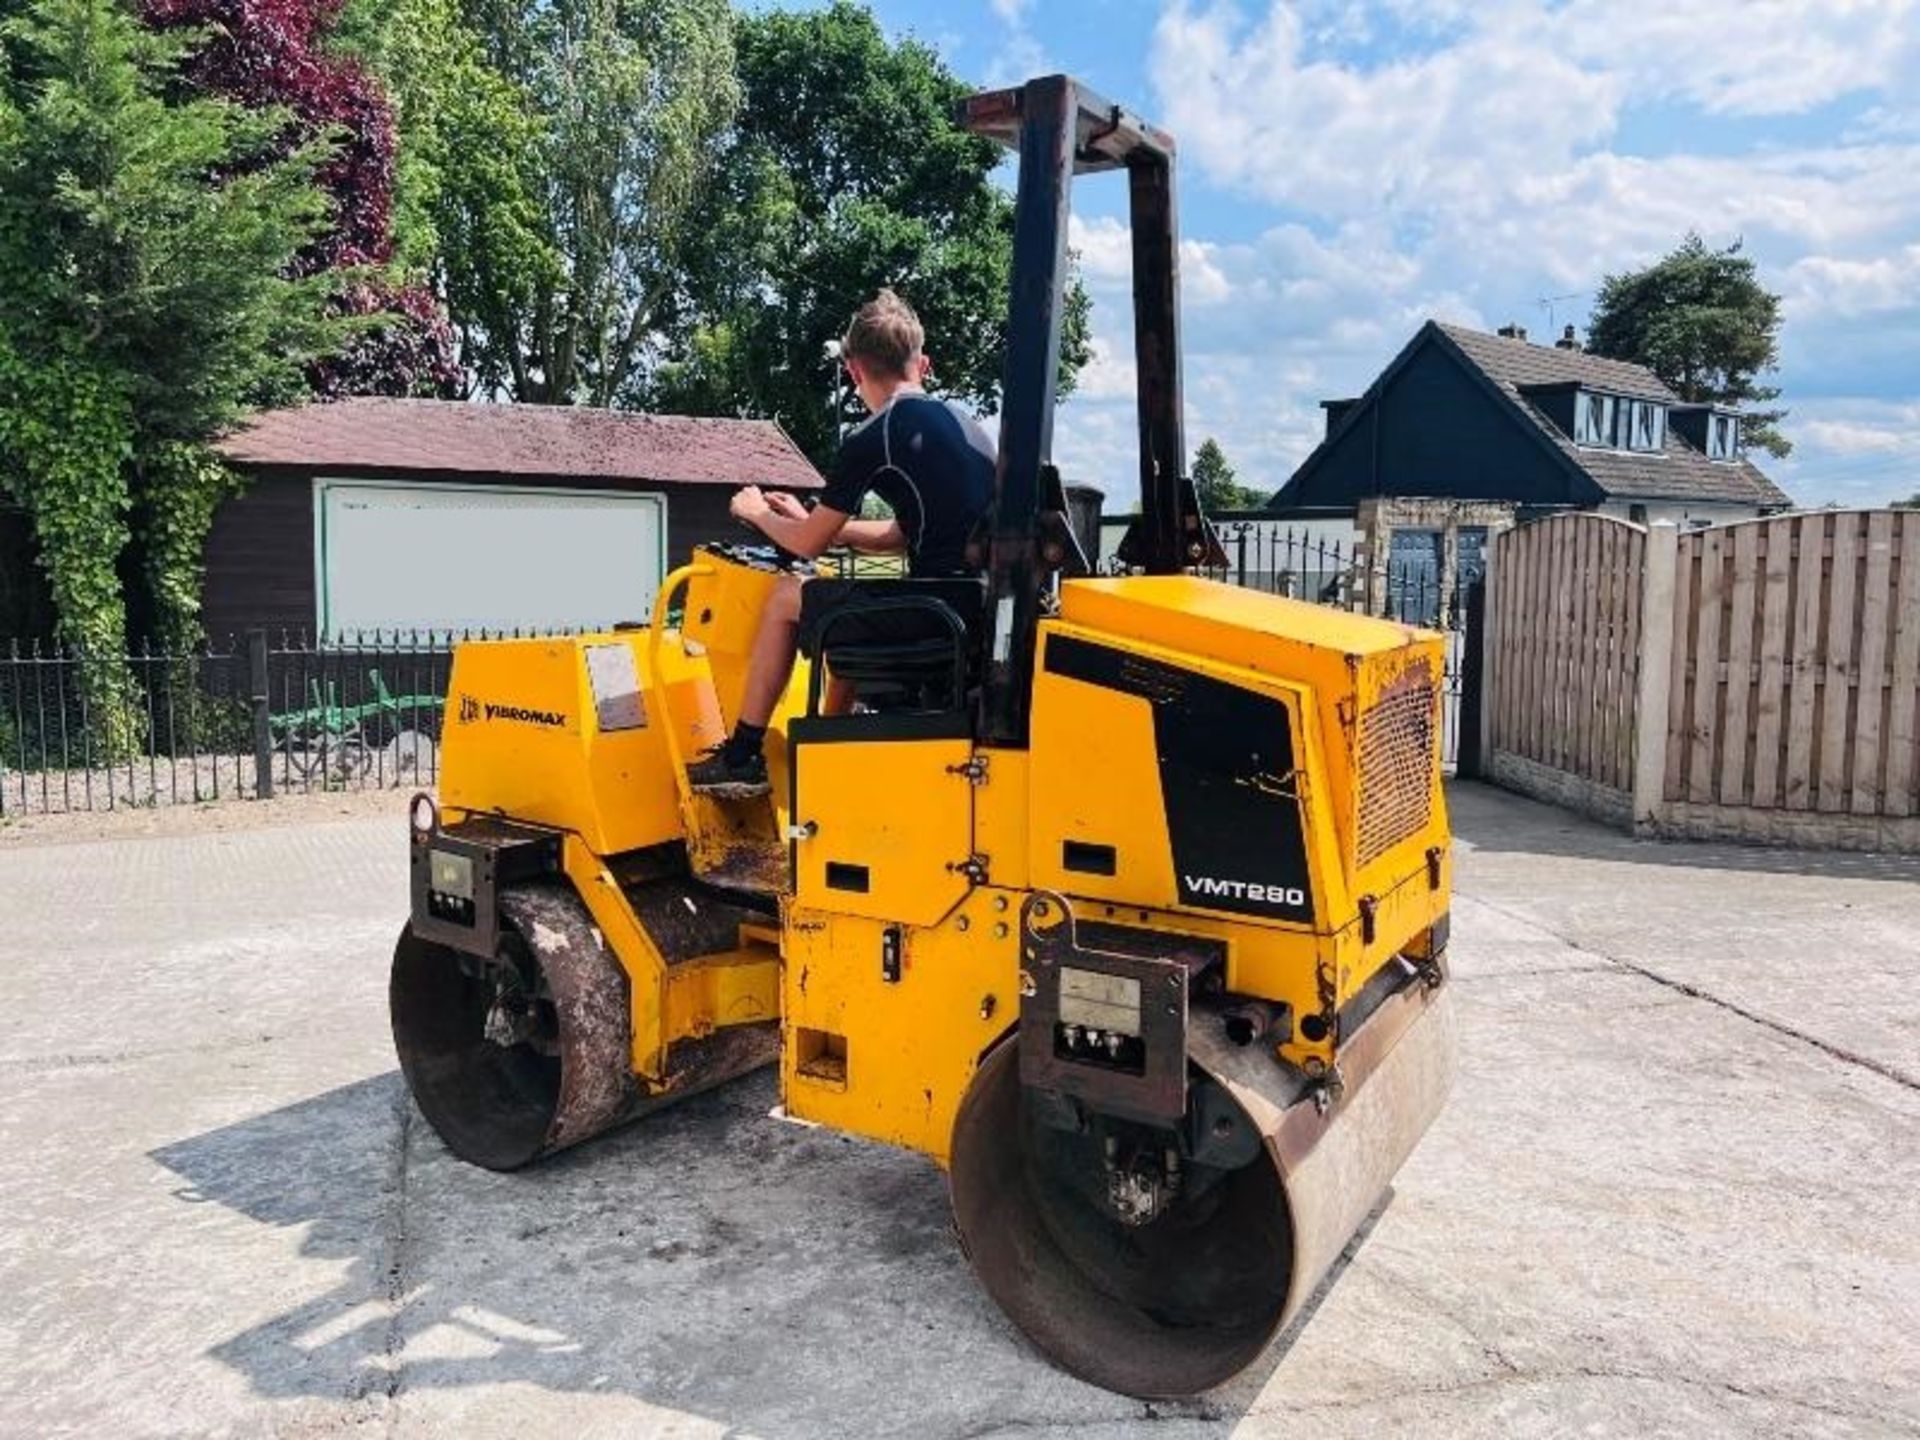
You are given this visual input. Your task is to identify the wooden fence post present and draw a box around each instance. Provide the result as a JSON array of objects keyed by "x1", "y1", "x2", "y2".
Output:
[{"x1": 1631, "y1": 522, "x2": 1679, "y2": 835}]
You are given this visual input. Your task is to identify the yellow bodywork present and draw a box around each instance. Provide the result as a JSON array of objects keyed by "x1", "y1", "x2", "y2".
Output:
[
  {"x1": 431, "y1": 550, "x2": 1450, "y2": 1159},
  {"x1": 433, "y1": 556, "x2": 802, "y2": 1087},
  {"x1": 781, "y1": 574, "x2": 1449, "y2": 1155}
]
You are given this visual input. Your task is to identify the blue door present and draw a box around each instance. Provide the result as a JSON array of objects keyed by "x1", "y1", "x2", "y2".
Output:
[{"x1": 1387, "y1": 528, "x2": 1443, "y2": 627}]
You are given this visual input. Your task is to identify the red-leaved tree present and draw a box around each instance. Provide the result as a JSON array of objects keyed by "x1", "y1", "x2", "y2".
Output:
[{"x1": 142, "y1": 0, "x2": 463, "y2": 397}]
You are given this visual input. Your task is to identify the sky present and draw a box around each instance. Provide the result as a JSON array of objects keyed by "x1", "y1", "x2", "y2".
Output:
[{"x1": 806, "y1": 0, "x2": 1920, "y2": 510}]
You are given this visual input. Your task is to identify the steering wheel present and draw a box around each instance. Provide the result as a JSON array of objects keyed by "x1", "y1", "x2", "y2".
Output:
[{"x1": 702, "y1": 537, "x2": 813, "y2": 575}]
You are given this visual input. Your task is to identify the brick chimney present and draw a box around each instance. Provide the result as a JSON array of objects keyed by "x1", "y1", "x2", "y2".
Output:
[
  {"x1": 1496, "y1": 322, "x2": 1529, "y2": 342},
  {"x1": 1555, "y1": 323, "x2": 1581, "y2": 351}
]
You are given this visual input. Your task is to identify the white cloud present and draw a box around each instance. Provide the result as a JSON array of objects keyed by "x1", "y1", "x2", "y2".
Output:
[
  {"x1": 1152, "y1": 1, "x2": 1920, "y2": 257},
  {"x1": 984, "y1": 0, "x2": 1047, "y2": 88},
  {"x1": 1071, "y1": 334, "x2": 1138, "y2": 402},
  {"x1": 1066, "y1": 216, "x2": 1233, "y2": 303},
  {"x1": 1052, "y1": 398, "x2": 1142, "y2": 507},
  {"x1": 1151, "y1": 2, "x2": 1622, "y2": 219},
  {"x1": 1786, "y1": 244, "x2": 1920, "y2": 320},
  {"x1": 1182, "y1": 239, "x2": 1233, "y2": 304},
  {"x1": 1800, "y1": 419, "x2": 1914, "y2": 456},
  {"x1": 1067, "y1": 215, "x2": 1133, "y2": 283},
  {"x1": 1552, "y1": 1, "x2": 1918, "y2": 118},
  {"x1": 1772, "y1": 398, "x2": 1920, "y2": 506},
  {"x1": 1056, "y1": 1, "x2": 1920, "y2": 510}
]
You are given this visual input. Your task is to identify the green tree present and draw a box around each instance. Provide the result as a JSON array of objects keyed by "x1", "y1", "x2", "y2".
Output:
[
  {"x1": 1191, "y1": 437, "x2": 1264, "y2": 511},
  {"x1": 648, "y1": 1, "x2": 1090, "y2": 466},
  {"x1": 334, "y1": 0, "x2": 539, "y2": 294},
  {"x1": 1895, "y1": 492, "x2": 1920, "y2": 510},
  {"x1": 0, "y1": 0, "x2": 339, "y2": 712},
  {"x1": 346, "y1": 0, "x2": 737, "y2": 405},
  {"x1": 1585, "y1": 233, "x2": 1791, "y2": 458}
]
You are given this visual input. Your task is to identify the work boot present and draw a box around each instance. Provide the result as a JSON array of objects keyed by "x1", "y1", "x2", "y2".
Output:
[{"x1": 686, "y1": 742, "x2": 770, "y2": 798}]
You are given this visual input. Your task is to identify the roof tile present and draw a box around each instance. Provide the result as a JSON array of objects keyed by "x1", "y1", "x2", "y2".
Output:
[
  {"x1": 218, "y1": 397, "x2": 825, "y2": 490},
  {"x1": 1436, "y1": 324, "x2": 1790, "y2": 508}
]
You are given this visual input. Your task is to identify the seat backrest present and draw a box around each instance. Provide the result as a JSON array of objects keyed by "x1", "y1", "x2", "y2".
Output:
[
  {"x1": 798, "y1": 578, "x2": 986, "y2": 650},
  {"x1": 798, "y1": 577, "x2": 987, "y2": 715}
]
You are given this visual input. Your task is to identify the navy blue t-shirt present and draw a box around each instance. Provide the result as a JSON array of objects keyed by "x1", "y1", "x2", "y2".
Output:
[{"x1": 818, "y1": 393, "x2": 995, "y2": 577}]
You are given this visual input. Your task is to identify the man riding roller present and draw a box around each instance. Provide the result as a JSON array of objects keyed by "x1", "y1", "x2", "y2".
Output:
[{"x1": 687, "y1": 289, "x2": 996, "y2": 795}]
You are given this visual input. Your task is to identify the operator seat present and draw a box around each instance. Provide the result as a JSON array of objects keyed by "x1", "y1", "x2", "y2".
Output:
[{"x1": 797, "y1": 577, "x2": 986, "y2": 716}]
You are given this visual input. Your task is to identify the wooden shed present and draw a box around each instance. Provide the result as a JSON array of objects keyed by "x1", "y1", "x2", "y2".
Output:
[{"x1": 208, "y1": 397, "x2": 823, "y2": 639}]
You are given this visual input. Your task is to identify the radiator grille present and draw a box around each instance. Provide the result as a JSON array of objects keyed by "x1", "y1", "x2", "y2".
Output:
[{"x1": 1356, "y1": 661, "x2": 1437, "y2": 867}]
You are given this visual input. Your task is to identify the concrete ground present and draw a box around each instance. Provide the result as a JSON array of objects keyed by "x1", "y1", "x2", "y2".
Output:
[{"x1": 1, "y1": 781, "x2": 1916, "y2": 1439}]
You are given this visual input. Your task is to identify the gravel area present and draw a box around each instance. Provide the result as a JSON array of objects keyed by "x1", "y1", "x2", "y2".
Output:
[{"x1": 0, "y1": 781, "x2": 409, "y2": 847}]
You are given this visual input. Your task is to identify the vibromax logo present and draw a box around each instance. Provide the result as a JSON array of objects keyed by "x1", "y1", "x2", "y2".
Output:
[
  {"x1": 457, "y1": 694, "x2": 566, "y2": 729},
  {"x1": 485, "y1": 702, "x2": 566, "y2": 728},
  {"x1": 1183, "y1": 874, "x2": 1307, "y2": 908}
]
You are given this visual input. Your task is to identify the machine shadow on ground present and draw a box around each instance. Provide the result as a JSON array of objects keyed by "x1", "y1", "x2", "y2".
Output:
[
  {"x1": 1446, "y1": 780, "x2": 1920, "y2": 881},
  {"x1": 147, "y1": 1067, "x2": 1368, "y2": 1434}
]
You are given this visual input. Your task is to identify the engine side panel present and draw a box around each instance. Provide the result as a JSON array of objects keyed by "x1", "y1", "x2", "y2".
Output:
[
  {"x1": 1034, "y1": 630, "x2": 1318, "y2": 926},
  {"x1": 780, "y1": 890, "x2": 1023, "y2": 1164}
]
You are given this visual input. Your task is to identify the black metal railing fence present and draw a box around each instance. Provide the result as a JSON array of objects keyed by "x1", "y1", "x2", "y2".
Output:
[
  {"x1": 0, "y1": 629, "x2": 510, "y2": 817},
  {"x1": 1198, "y1": 521, "x2": 1479, "y2": 631},
  {"x1": 3, "y1": 536, "x2": 1482, "y2": 816}
]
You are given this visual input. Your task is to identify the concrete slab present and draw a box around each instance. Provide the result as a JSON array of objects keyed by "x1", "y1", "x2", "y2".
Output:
[
  {"x1": 1448, "y1": 780, "x2": 1920, "y2": 1086},
  {"x1": 1, "y1": 788, "x2": 1916, "y2": 1437}
]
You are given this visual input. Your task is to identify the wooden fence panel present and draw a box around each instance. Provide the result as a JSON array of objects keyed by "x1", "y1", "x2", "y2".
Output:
[
  {"x1": 1687, "y1": 527, "x2": 1727, "y2": 804},
  {"x1": 1817, "y1": 512, "x2": 1862, "y2": 812},
  {"x1": 1852, "y1": 511, "x2": 1895, "y2": 813},
  {"x1": 1719, "y1": 522, "x2": 1759, "y2": 805},
  {"x1": 1749, "y1": 515, "x2": 1794, "y2": 808},
  {"x1": 1590, "y1": 521, "x2": 1615, "y2": 788},
  {"x1": 1666, "y1": 508, "x2": 1916, "y2": 826},
  {"x1": 1488, "y1": 513, "x2": 1647, "y2": 795},
  {"x1": 1887, "y1": 510, "x2": 1920, "y2": 818},
  {"x1": 1783, "y1": 512, "x2": 1824, "y2": 811},
  {"x1": 1666, "y1": 529, "x2": 1695, "y2": 801},
  {"x1": 1578, "y1": 518, "x2": 1602, "y2": 783},
  {"x1": 1488, "y1": 507, "x2": 1916, "y2": 847},
  {"x1": 1614, "y1": 524, "x2": 1645, "y2": 791}
]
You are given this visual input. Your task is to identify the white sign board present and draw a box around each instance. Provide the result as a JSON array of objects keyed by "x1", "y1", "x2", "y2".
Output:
[{"x1": 315, "y1": 479, "x2": 665, "y2": 638}]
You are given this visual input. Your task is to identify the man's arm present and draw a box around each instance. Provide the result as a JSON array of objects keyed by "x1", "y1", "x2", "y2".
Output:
[
  {"x1": 730, "y1": 486, "x2": 850, "y2": 560},
  {"x1": 838, "y1": 518, "x2": 907, "y2": 554}
]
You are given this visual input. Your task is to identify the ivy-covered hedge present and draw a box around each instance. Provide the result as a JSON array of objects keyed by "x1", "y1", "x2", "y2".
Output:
[{"x1": 0, "y1": 0, "x2": 458, "y2": 754}]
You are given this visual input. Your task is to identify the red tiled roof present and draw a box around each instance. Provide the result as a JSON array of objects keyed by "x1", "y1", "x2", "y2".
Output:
[{"x1": 219, "y1": 397, "x2": 824, "y2": 489}]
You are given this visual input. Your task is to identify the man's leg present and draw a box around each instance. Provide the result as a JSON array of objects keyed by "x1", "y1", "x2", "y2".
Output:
[
  {"x1": 690, "y1": 576, "x2": 800, "y2": 791},
  {"x1": 734, "y1": 575, "x2": 803, "y2": 732},
  {"x1": 823, "y1": 671, "x2": 856, "y2": 716}
]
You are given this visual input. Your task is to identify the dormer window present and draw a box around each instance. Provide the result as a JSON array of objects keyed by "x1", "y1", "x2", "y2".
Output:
[
  {"x1": 1574, "y1": 391, "x2": 1615, "y2": 446},
  {"x1": 1573, "y1": 390, "x2": 1665, "y2": 452},
  {"x1": 1706, "y1": 413, "x2": 1740, "y2": 460},
  {"x1": 1630, "y1": 400, "x2": 1665, "y2": 452}
]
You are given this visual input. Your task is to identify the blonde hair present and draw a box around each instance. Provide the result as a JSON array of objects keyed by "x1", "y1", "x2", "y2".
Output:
[{"x1": 842, "y1": 289, "x2": 924, "y2": 378}]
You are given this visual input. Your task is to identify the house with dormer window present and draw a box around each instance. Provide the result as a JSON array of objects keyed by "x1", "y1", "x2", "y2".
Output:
[
  {"x1": 1270, "y1": 320, "x2": 1789, "y2": 527},
  {"x1": 1261, "y1": 319, "x2": 1790, "y2": 623}
]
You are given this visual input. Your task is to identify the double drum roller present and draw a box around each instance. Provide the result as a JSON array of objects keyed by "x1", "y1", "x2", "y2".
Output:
[{"x1": 388, "y1": 72, "x2": 1455, "y2": 1398}]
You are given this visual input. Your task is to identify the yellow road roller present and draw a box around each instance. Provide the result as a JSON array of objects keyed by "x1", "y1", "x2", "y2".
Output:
[{"x1": 391, "y1": 73, "x2": 1454, "y2": 1399}]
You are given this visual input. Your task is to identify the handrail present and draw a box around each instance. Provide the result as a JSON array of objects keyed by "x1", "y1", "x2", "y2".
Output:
[{"x1": 647, "y1": 561, "x2": 714, "y2": 802}]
